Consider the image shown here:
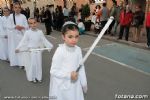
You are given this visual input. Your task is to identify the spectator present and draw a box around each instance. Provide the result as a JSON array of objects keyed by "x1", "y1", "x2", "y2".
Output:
[
  {"x1": 79, "y1": 4, "x2": 84, "y2": 21},
  {"x1": 78, "y1": 19, "x2": 85, "y2": 35},
  {"x1": 70, "y1": 3, "x2": 78, "y2": 23},
  {"x1": 26, "y1": 7, "x2": 30, "y2": 19},
  {"x1": 118, "y1": 5, "x2": 133, "y2": 41},
  {"x1": 63, "y1": 5, "x2": 69, "y2": 20},
  {"x1": 132, "y1": 5, "x2": 145, "y2": 42},
  {"x1": 95, "y1": 5, "x2": 101, "y2": 23},
  {"x1": 57, "y1": 6, "x2": 64, "y2": 31},
  {"x1": 108, "y1": 0, "x2": 117, "y2": 35},
  {"x1": 100, "y1": 3, "x2": 109, "y2": 34},
  {"x1": 145, "y1": 11, "x2": 150, "y2": 48},
  {"x1": 43, "y1": 6, "x2": 52, "y2": 35},
  {"x1": 91, "y1": 12, "x2": 96, "y2": 25},
  {"x1": 113, "y1": 1, "x2": 124, "y2": 35}
]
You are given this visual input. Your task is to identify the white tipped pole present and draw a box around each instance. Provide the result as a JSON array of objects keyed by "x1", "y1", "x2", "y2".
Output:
[
  {"x1": 29, "y1": 48, "x2": 51, "y2": 52},
  {"x1": 76, "y1": 16, "x2": 114, "y2": 72},
  {"x1": 19, "y1": 48, "x2": 51, "y2": 52}
]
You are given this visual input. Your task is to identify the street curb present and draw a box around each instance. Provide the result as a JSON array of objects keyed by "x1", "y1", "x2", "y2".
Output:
[{"x1": 85, "y1": 32, "x2": 150, "y2": 51}]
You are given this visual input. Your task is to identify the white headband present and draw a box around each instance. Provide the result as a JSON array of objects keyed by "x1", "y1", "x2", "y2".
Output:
[{"x1": 63, "y1": 21, "x2": 77, "y2": 27}]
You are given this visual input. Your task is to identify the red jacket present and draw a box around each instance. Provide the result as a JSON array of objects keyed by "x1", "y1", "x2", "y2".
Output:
[
  {"x1": 146, "y1": 12, "x2": 150, "y2": 27},
  {"x1": 120, "y1": 10, "x2": 133, "y2": 26}
]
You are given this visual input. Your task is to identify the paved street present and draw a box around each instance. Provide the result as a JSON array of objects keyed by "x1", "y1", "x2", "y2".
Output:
[{"x1": 0, "y1": 24, "x2": 150, "y2": 100}]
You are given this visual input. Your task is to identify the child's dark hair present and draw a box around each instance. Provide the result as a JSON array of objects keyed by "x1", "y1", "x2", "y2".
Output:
[
  {"x1": 13, "y1": 2, "x2": 21, "y2": 7},
  {"x1": 62, "y1": 22, "x2": 79, "y2": 35}
]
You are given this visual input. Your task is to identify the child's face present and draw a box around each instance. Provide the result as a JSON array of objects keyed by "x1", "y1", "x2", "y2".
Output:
[
  {"x1": 62, "y1": 30, "x2": 79, "y2": 47},
  {"x1": 3, "y1": 9, "x2": 10, "y2": 16},
  {"x1": 13, "y1": 4, "x2": 21, "y2": 14},
  {"x1": 28, "y1": 19, "x2": 38, "y2": 29}
]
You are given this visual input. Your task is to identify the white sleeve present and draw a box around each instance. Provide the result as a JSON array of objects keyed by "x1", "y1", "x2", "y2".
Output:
[
  {"x1": 7, "y1": 15, "x2": 16, "y2": 30},
  {"x1": 16, "y1": 31, "x2": 29, "y2": 51},
  {"x1": 41, "y1": 31, "x2": 53, "y2": 49},
  {"x1": 0, "y1": 18, "x2": 4, "y2": 35},
  {"x1": 22, "y1": 15, "x2": 29, "y2": 30},
  {"x1": 50, "y1": 47, "x2": 71, "y2": 80}
]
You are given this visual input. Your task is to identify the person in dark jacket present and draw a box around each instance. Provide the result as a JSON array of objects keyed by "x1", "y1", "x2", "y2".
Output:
[
  {"x1": 132, "y1": 5, "x2": 145, "y2": 42},
  {"x1": 43, "y1": 6, "x2": 52, "y2": 35}
]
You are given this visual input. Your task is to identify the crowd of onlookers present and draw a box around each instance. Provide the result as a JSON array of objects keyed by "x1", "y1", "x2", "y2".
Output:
[
  {"x1": 89, "y1": 1, "x2": 149, "y2": 48},
  {"x1": 31, "y1": 1, "x2": 149, "y2": 48},
  {"x1": 91, "y1": 1, "x2": 145, "y2": 43}
]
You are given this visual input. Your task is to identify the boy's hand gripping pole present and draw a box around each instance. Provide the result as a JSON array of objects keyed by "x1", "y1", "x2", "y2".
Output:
[{"x1": 76, "y1": 16, "x2": 114, "y2": 72}]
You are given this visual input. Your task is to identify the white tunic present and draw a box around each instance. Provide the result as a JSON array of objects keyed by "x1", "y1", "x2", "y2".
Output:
[
  {"x1": 0, "y1": 17, "x2": 8, "y2": 60},
  {"x1": 1, "y1": 15, "x2": 10, "y2": 60},
  {"x1": 7, "y1": 13, "x2": 28, "y2": 66},
  {"x1": 16, "y1": 29, "x2": 53, "y2": 81},
  {"x1": 49, "y1": 44, "x2": 87, "y2": 100}
]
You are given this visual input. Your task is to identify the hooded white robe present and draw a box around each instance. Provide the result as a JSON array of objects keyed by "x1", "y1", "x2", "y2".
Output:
[
  {"x1": 49, "y1": 44, "x2": 87, "y2": 100},
  {"x1": 16, "y1": 29, "x2": 53, "y2": 81},
  {"x1": 7, "y1": 13, "x2": 28, "y2": 66},
  {"x1": 0, "y1": 17, "x2": 8, "y2": 60}
]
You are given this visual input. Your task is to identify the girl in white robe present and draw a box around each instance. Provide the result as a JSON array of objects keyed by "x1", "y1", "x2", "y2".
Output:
[
  {"x1": 16, "y1": 18, "x2": 53, "y2": 82},
  {"x1": 7, "y1": 3, "x2": 29, "y2": 67},
  {"x1": 0, "y1": 16, "x2": 8, "y2": 60},
  {"x1": 49, "y1": 21, "x2": 87, "y2": 100}
]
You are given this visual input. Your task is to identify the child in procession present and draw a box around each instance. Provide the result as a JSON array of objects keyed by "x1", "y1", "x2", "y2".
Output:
[
  {"x1": 0, "y1": 15, "x2": 8, "y2": 60},
  {"x1": 1, "y1": 7, "x2": 11, "y2": 61},
  {"x1": 49, "y1": 21, "x2": 87, "y2": 100},
  {"x1": 8, "y1": 2, "x2": 29, "y2": 67},
  {"x1": 15, "y1": 18, "x2": 53, "y2": 83}
]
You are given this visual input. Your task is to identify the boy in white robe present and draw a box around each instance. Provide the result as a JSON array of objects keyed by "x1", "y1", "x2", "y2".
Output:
[
  {"x1": 1, "y1": 7, "x2": 11, "y2": 61},
  {"x1": 15, "y1": 18, "x2": 53, "y2": 83},
  {"x1": 7, "y1": 2, "x2": 29, "y2": 67},
  {"x1": 49, "y1": 21, "x2": 87, "y2": 100},
  {"x1": 0, "y1": 16, "x2": 8, "y2": 60}
]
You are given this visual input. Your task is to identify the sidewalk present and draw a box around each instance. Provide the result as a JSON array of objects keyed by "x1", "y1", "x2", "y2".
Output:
[{"x1": 85, "y1": 30, "x2": 149, "y2": 50}]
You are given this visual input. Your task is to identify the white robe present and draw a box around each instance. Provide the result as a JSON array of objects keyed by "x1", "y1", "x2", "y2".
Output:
[
  {"x1": 7, "y1": 13, "x2": 28, "y2": 66},
  {"x1": 1, "y1": 15, "x2": 11, "y2": 60},
  {"x1": 49, "y1": 44, "x2": 87, "y2": 100},
  {"x1": 16, "y1": 29, "x2": 53, "y2": 81},
  {"x1": 0, "y1": 17, "x2": 8, "y2": 60}
]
